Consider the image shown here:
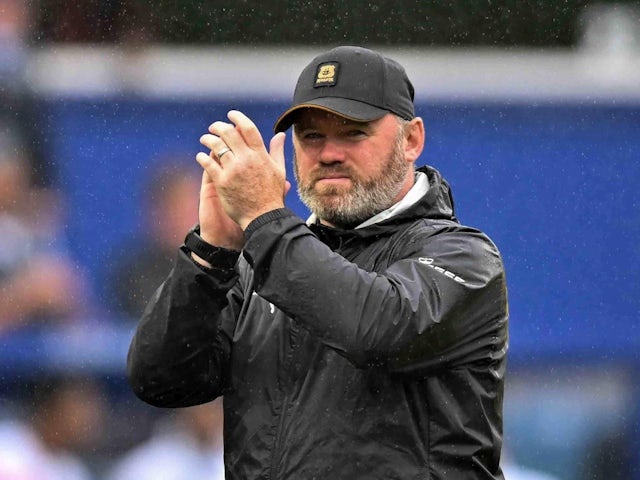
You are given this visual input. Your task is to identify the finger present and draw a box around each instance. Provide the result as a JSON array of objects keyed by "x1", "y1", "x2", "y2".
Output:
[
  {"x1": 227, "y1": 110, "x2": 266, "y2": 151},
  {"x1": 208, "y1": 120, "x2": 243, "y2": 151},
  {"x1": 199, "y1": 169, "x2": 221, "y2": 202},
  {"x1": 199, "y1": 134, "x2": 236, "y2": 165},
  {"x1": 201, "y1": 169, "x2": 213, "y2": 186},
  {"x1": 208, "y1": 120, "x2": 250, "y2": 159},
  {"x1": 199, "y1": 133, "x2": 223, "y2": 152},
  {"x1": 196, "y1": 151, "x2": 222, "y2": 179},
  {"x1": 208, "y1": 120, "x2": 234, "y2": 137}
]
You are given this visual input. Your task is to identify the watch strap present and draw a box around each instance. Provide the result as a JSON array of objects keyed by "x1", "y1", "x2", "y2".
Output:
[{"x1": 184, "y1": 224, "x2": 239, "y2": 268}]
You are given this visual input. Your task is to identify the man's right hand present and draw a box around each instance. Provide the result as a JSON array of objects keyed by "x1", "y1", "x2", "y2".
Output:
[{"x1": 197, "y1": 169, "x2": 245, "y2": 252}]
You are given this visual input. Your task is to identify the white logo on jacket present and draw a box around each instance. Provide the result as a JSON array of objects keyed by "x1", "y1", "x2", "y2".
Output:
[
  {"x1": 418, "y1": 257, "x2": 466, "y2": 284},
  {"x1": 252, "y1": 291, "x2": 275, "y2": 314}
]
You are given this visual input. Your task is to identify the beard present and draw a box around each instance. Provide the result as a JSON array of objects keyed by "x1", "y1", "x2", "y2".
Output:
[{"x1": 294, "y1": 130, "x2": 410, "y2": 229}]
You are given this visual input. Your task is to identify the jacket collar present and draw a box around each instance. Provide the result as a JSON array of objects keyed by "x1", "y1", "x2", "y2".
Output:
[{"x1": 355, "y1": 171, "x2": 430, "y2": 229}]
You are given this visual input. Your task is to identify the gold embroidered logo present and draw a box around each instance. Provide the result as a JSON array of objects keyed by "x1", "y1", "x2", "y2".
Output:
[{"x1": 315, "y1": 62, "x2": 338, "y2": 87}]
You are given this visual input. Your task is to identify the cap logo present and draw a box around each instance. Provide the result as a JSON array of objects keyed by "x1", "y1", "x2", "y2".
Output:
[{"x1": 314, "y1": 62, "x2": 338, "y2": 87}]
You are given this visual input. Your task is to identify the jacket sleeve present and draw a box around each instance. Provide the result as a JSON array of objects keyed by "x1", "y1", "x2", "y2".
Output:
[
  {"x1": 126, "y1": 246, "x2": 242, "y2": 407},
  {"x1": 242, "y1": 209, "x2": 508, "y2": 373}
]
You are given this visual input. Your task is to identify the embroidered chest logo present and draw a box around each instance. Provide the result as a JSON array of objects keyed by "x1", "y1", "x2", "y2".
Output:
[{"x1": 315, "y1": 62, "x2": 338, "y2": 87}]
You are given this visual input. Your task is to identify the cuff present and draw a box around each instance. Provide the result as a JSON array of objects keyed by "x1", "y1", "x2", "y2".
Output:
[
  {"x1": 179, "y1": 246, "x2": 238, "y2": 282},
  {"x1": 244, "y1": 208, "x2": 296, "y2": 238}
]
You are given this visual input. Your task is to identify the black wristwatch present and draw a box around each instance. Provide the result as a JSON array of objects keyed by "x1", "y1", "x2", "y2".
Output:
[{"x1": 184, "y1": 224, "x2": 238, "y2": 267}]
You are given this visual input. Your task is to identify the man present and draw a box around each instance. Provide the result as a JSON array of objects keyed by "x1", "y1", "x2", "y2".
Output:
[{"x1": 127, "y1": 46, "x2": 509, "y2": 479}]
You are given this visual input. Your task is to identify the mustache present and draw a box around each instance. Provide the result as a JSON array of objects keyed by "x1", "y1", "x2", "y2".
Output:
[{"x1": 308, "y1": 166, "x2": 354, "y2": 183}]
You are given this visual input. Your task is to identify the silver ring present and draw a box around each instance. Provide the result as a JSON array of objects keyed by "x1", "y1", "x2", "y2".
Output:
[{"x1": 216, "y1": 147, "x2": 232, "y2": 159}]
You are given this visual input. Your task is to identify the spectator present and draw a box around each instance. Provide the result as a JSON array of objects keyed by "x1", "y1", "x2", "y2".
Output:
[
  {"x1": 0, "y1": 128, "x2": 92, "y2": 333},
  {"x1": 578, "y1": 429, "x2": 634, "y2": 480},
  {"x1": 0, "y1": 0, "x2": 29, "y2": 106},
  {"x1": 107, "y1": 398, "x2": 224, "y2": 480},
  {"x1": 34, "y1": 0, "x2": 157, "y2": 45},
  {"x1": 0, "y1": 1, "x2": 52, "y2": 186},
  {"x1": 0, "y1": 374, "x2": 107, "y2": 480},
  {"x1": 106, "y1": 160, "x2": 201, "y2": 320}
]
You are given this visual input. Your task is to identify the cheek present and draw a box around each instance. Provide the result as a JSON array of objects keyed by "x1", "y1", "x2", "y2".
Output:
[
  {"x1": 292, "y1": 150, "x2": 314, "y2": 179},
  {"x1": 347, "y1": 145, "x2": 381, "y2": 174}
]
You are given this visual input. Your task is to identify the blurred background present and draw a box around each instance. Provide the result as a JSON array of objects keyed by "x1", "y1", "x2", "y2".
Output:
[{"x1": 1, "y1": 1, "x2": 639, "y2": 479}]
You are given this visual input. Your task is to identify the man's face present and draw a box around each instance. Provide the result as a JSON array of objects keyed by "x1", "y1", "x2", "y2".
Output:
[{"x1": 292, "y1": 110, "x2": 414, "y2": 228}]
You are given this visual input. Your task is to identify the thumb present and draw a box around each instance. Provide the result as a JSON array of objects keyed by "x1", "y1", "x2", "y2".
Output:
[
  {"x1": 269, "y1": 132, "x2": 290, "y2": 200},
  {"x1": 200, "y1": 169, "x2": 213, "y2": 186},
  {"x1": 269, "y1": 132, "x2": 291, "y2": 198},
  {"x1": 269, "y1": 132, "x2": 286, "y2": 172}
]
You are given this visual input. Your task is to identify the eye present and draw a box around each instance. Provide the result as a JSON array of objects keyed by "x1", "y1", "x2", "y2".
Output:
[
  {"x1": 299, "y1": 130, "x2": 324, "y2": 141},
  {"x1": 346, "y1": 129, "x2": 367, "y2": 138}
]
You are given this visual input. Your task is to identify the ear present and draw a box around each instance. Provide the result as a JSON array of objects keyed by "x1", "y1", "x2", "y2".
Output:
[{"x1": 404, "y1": 117, "x2": 425, "y2": 164}]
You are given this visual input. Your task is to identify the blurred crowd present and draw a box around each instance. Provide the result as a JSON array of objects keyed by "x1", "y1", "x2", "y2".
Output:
[
  {"x1": 0, "y1": 111, "x2": 220, "y2": 477},
  {"x1": 0, "y1": 2, "x2": 224, "y2": 479},
  {"x1": 1, "y1": 0, "x2": 88, "y2": 335},
  {"x1": 0, "y1": 374, "x2": 225, "y2": 480}
]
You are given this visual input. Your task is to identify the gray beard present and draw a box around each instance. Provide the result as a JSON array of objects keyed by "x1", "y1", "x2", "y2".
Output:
[{"x1": 294, "y1": 135, "x2": 409, "y2": 229}]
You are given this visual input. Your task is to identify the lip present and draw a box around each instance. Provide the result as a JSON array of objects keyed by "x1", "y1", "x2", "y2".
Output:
[
  {"x1": 316, "y1": 172, "x2": 351, "y2": 180},
  {"x1": 315, "y1": 176, "x2": 350, "y2": 185}
]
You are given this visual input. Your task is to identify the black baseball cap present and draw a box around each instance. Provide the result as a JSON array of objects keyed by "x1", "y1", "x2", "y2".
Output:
[{"x1": 273, "y1": 46, "x2": 415, "y2": 133}]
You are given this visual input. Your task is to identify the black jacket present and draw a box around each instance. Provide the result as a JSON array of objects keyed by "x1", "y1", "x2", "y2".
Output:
[{"x1": 127, "y1": 165, "x2": 509, "y2": 480}]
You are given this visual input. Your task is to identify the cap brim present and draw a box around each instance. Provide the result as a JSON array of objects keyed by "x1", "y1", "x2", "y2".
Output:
[{"x1": 273, "y1": 97, "x2": 389, "y2": 133}]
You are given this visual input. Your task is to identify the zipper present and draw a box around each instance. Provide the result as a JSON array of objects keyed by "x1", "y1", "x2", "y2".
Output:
[
  {"x1": 269, "y1": 390, "x2": 290, "y2": 478},
  {"x1": 269, "y1": 319, "x2": 301, "y2": 479}
]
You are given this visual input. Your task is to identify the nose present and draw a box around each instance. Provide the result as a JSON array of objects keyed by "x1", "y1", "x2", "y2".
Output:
[{"x1": 318, "y1": 138, "x2": 346, "y2": 164}]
